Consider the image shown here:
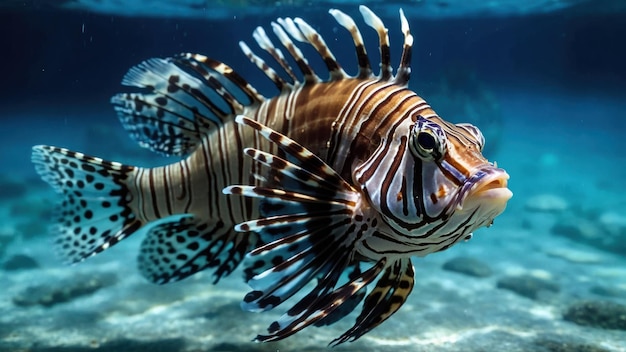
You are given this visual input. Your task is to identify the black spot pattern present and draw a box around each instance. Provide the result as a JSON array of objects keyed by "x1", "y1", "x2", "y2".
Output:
[
  {"x1": 31, "y1": 145, "x2": 142, "y2": 264},
  {"x1": 138, "y1": 216, "x2": 255, "y2": 285},
  {"x1": 111, "y1": 54, "x2": 262, "y2": 158}
]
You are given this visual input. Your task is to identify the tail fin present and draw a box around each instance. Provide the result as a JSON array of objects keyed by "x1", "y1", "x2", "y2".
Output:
[{"x1": 32, "y1": 145, "x2": 143, "y2": 263}]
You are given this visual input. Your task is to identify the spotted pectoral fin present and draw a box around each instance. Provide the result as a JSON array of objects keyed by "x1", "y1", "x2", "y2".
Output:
[
  {"x1": 138, "y1": 216, "x2": 255, "y2": 284},
  {"x1": 224, "y1": 116, "x2": 382, "y2": 342},
  {"x1": 32, "y1": 145, "x2": 143, "y2": 264},
  {"x1": 331, "y1": 257, "x2": 415, "y2": 346},
  {"x1": 111, "y1": 54, "x2": 264, "y2": 156}
]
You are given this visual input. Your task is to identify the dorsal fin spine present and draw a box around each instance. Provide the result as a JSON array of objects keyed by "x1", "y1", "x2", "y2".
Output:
[
  {"x1": 359, "y1": 5, "x2": 392, "y2": 81},
  {"x1": 292, "y1": 18, "x2": 347, "y2": 81},
  {"x1": 278, "y1": 17, "x2": 307, "y2": 43},
  {"x1": 272, "y1": 20, "x2": 320, "y2": 84},
  {"x1": 172, "y1": 56, "x2": 245, "y2": 114},
  {"x1": 395, "y1": 8, "x2": 413, "y2": 87},
  {"x1": 239, "y1": 40, "x2": 288, "y2": 91},
  {"x1": 178, "y1": 53, "x2": 266, "y2": 104},
  {"x1": 253, "y1": 26, "x2": 299, "y2": 83},
  {"x1": 329, "y1": 9, "x2": 373, "y2": 79}
]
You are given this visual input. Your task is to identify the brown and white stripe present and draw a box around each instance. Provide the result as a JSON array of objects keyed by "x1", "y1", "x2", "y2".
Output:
[{"x1": 33, "y1": 5, "x2": 510, "y2": 345}]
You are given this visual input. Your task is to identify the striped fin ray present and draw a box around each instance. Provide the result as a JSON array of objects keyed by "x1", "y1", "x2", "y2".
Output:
[
  {"x1": 223, "y1": 113, "x2": 359, "y2": 244},
  {"x1": 331, "y1": 257, "x2": 415, "y2": 346},
  {"x1": 224, "y1": 116, "x2": 384, "y2": 342},
  {"x1": 255, "y1": 258, "x2": 386, "y2": 343},
  {"x1": 311, "y1": 262, "x2": 368, "y2": 327},
  {"x1": 252, "y1": 26, "x2": 299, "y2": 83},
  {"x1": 240, "y1": 41, "x2": 291, "y2": 91},
  {"x1": 174, "y1": 53, "x2": 265, "y2": 106},
  {"x1": 242, "y1": 5, "x2": 409, "y2": 88},
  {"x1": 289, "y1": 17, "x2": 348, "y2": 81},
  {"x1": 225, "y1": 126, "x2": 360, "y2": 310},
  {"x1": 274, "y1": 18, "x2": 320, "y2": 84},
  {"x1": 395, "y1": 9, "x2": 414, "y2": 86},
  {"x1": 241, "y1": 19, "x2": 319, "y2": 86},
  {"x1": 111, "y1": 54, "x2": 263, "y2": 156},
  {"x1": 230, "y1": 116, "x2": 350, "y2": 193},
  {"x1": 359, "y1": 5, "x2": 393, "y2": 81},
  {"x1": 329, "y1": 8, "x2": 373, "y2": 79},
  {"x1": 242, "y1": 222, "x2": 355, "y2": 312},
  {"x1": 242, "y1": 148, "x2": 346, "y2": 197}
]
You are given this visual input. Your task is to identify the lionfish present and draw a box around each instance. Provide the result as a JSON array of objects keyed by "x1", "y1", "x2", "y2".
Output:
[{"x1": 32, "y1": 5, "x2": 512, "y2": 346}]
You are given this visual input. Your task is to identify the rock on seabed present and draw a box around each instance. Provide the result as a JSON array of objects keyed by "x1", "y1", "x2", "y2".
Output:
[
  {"x1": 496, "y1": 275, "x2": 560, "y2": 300},
  {"x1": 442, "y1": 256, "x2": 493, "y2": 278},
  {"x1": 563, "y1": 300, "x2": 626, "y2": 330}
]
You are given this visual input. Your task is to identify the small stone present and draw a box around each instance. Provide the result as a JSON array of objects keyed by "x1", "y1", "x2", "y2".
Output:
[
  {"x1": 524, "y1": 194, "x2": 568, "y2": 213},
  {"x1": 496, "y1": 275, "x2": 560, "y2": 300},
  {"x1": 598, "y1": 211, "x2": 626, "y2": 240},
  {"x1": 599, "y1": 212, "x2": 626, "y2": 228},
  {"x1": 13, "y1": 273, "x2": 117, "y2": 307},
  {"x1": 552, "y1": 214, "x2": 626, "y2": 256},
  {"x1": 563, "y1": 300, "x2": 626, "y2": 330},
  {"x1": 534, "y1": 335, "x2": 610, "y2": 352},
  {"x1": 590, "y1": 285, "x2": 626, "y2": 298},
  {"x1": 551, "y1": 221, "x2": 602, "y2": 242},
  {"x1": 442, "y1": 256, "x2": 492, "y2": 277},
  {"x1": 544, "y1": 248, "x2": 603, "y2": 264},
  {"x1": 2, "y1": 254, "x2": 39, "y2": 271}
]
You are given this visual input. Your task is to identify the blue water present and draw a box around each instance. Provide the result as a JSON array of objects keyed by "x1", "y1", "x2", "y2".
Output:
[{"x1": 1, "y1": 3, "x2": 625, "y2": 351}]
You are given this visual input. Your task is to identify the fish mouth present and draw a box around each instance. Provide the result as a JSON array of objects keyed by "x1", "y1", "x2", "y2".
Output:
[
  {"x1": 471, "y1": 171, "x2": 511, "y2": 199},
  {"x1": 458, "y1": 167, "x2": 512, "y2": 210}
]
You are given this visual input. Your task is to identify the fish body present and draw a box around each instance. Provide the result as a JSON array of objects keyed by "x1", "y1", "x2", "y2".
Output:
[{"x1": 32, "y1": 6, "x2": 512, "y2": 345}]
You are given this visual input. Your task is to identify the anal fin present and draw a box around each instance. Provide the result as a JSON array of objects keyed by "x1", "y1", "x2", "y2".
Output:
[{"x1": 138, "y1": 216, "x2": 255, "y2": 284}]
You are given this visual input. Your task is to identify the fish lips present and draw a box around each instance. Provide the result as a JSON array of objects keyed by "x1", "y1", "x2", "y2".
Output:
[{"x1": 457, "y1": 167, "x2": 512, "y2": 212}]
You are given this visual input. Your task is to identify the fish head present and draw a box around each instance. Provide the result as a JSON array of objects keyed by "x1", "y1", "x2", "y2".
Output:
[
  {"x1": 416, "y1": 117, "x2": 512, "y2": 229},
  {"x1": 356, "y1": 114, "x2": 512, "y2": 242}
]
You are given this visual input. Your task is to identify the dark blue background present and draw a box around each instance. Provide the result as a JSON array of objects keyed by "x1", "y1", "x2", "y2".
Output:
[{"x1": 2, "y1": 7, "x2": 625, "y2": 114}]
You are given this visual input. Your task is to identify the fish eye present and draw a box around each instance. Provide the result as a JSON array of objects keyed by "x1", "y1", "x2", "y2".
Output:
[
  {"x1": 416, "y1": 131, "x2": 436, "y2": 151},
  {"x1": 456, "y1": 123, "x2": 485, "y2": 152},
  {"x1": 409, "y1": 118, "x2": 446, "y2": 161}
]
